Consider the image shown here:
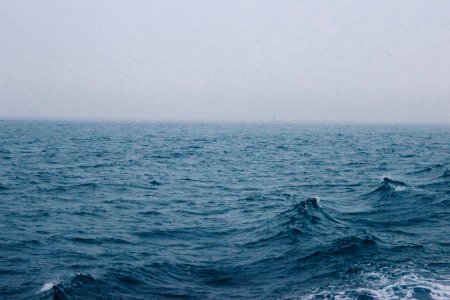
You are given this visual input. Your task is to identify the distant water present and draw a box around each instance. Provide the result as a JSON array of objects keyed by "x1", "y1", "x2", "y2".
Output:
[{"x1": 1, "y1": 121, "x2": 450, "y2": 299}]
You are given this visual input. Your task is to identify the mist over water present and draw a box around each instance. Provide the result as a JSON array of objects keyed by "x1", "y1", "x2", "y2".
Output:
[
  {"x1": 1, "y1": 1, "x2": 450, "y2": 123},
  {"x1": 1, "y1": 121, "x2": 449, "y2": 299}
]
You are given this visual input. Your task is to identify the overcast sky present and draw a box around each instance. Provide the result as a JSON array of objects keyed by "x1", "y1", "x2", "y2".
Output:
[{"x1": 0, "y1": 0, "x2": 449, "y2": 123}]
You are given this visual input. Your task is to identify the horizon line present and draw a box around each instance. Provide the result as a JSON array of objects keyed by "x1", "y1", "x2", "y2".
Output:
[{"x1": 1, "y1": 116, "x2": 449, "y2": 126}]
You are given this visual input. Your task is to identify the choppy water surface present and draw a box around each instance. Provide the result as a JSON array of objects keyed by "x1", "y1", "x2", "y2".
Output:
[{"x1": 1, "y1": 121, "x2": 449, "y2": 299}]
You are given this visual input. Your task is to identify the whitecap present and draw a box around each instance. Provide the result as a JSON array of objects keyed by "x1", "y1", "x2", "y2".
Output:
[
  {"x1": 392, "y1": 185, "x2": 407, "y2": 192},
  {"x1": 288, "y1": 272, "x2": 450, "y2": 300},
  {"x1": 39, "y1": 281, "x2": 56, "y2": 293}
]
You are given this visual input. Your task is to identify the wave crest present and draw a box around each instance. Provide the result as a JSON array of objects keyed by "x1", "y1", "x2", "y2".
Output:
[
  {"x1": 381, "y1": 177, "x2": 407, "y2": 190},
  {"x1": 244, "y1": 197, "x2": 347, "y2": 248},
  {"x1": 368, "y1": 177, "x2": 409, "y2": 195},
  {"x1": 274, "y1": 197, "x2": 341, "y2": 233},
  {"x1": 299, "y1": 272, "x2": 450, "y2": 300},
  {"x1": 38, "y1": 273, "x2": 105, "y2": 298}
]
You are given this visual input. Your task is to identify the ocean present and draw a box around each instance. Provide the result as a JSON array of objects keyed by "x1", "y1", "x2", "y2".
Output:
[{"x1": 0, "y1": 120, "x2": 449, "y2": 299}]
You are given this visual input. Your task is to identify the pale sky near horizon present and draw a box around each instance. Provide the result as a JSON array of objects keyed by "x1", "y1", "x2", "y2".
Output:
[{"x1": 0, "y1": 1, "x2": 449, "y2": 123}]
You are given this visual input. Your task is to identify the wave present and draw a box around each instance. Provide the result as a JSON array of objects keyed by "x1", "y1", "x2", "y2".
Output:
[
  {"x1": 360, "y1": 177, "x2": 412, "y2": 207},
  {"x1": 243, "y1": 197, "x2": 348, "y2": 248},
  {"x1": 356, "y1": 177, "x2": 413, "y2": 209},
  {"x1": 347, "y1": 176, "x2": 446, "y2": 229},
  {"x1": 295, "y1": 272, "x2": 450, "y2": 300},
  {"x1": 44, "y1": 182, "x2": 100, "y2": 192},
  {"x1": 39, "y1": 281, "x2": 56, "y2": 293},
  {"x1": 37, "y1": 265, "x2": 231, "y2": 299},
  {"x1": 77, "y1": 162, "x2": 118, "y2": 169},
  {"x1": 314, "y1": 234, "x2": 379, "y2": 256},
  {"x1": 408, "y1": 163, "x2": 450, "y2": 185},
  {"x1": 138, "y1": 210, "x2": 162, "y2": 216},
  {"x1": 439, "y1": 169, "x2": 450, "y2": 179},
  {"x1": 69, "y1": 236, "x2": 134, "y2": 245},
  {"x1": 375, "y1": 177, "x2": 408, "y2": 192},
  {"x1": 276, "y1": 197, "x2": 331, "y2": 224},
  {"x1": 290, "y1": 234, "x2": 381, "y2": 271},
  {"x1": 37, "y1": 273, "x2": 107, "y2": 299},
  {"x1": 409, "y1": 163, "x2": 448, "y2": 174}
]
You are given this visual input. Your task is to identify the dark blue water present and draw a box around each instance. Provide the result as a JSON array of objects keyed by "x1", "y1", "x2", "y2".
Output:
[{"x1": 1, "y1": 121, "x2": 450, "y2": 299}]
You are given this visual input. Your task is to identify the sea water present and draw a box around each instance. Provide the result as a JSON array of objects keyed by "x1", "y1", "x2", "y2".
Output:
[{"x1": 0, "y1": 120, "x2": 449, "y2": 299}]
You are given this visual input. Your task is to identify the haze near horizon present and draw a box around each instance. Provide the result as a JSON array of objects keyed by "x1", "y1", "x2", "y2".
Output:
[{"x1": 0, "y1": 0, "x2": 449, "y2": 124}]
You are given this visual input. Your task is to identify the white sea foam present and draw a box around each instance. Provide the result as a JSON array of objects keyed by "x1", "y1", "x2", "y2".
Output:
[
  {"x1": 39, "y1": 281, "x2": 56, "y2": 293},
  {"x1": 392, "y1": 185, "x2": 407, "y2": 192},
  {"x1": 286, "y1": 272, "x2": 450, "y2": 300}
]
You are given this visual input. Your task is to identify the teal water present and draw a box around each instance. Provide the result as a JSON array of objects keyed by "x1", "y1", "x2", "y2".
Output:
[{"x1": 1, "y1": 121, "x2": 449, "y2": 299}]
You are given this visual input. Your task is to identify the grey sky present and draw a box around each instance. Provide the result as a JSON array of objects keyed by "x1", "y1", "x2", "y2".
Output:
[{"x1": 0, "y1": 0, "x2": 449, "y2": 123}]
